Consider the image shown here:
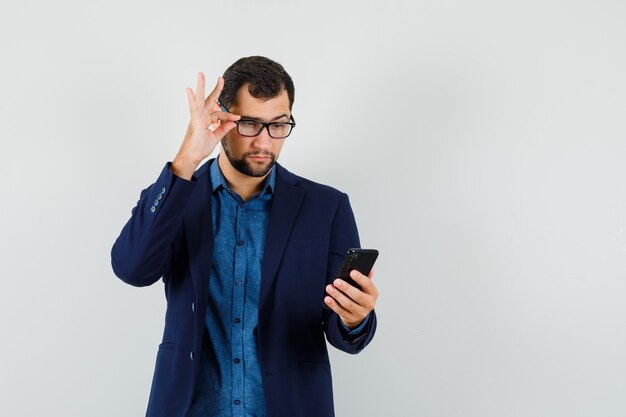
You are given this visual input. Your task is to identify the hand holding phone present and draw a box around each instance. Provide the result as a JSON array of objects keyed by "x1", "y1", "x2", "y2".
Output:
[
  {"x1": 323, "y1": 248, "x2": 378, "y2": 309},
  {"x1": 334, "y1": 248, "x2": 378, "y2": 290}
]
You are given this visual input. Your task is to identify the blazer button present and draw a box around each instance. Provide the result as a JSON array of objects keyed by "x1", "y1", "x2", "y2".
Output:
[
  {"x1": 190, "y1": 351, "x2": 195, "y2": 361},
  {"x1": 191, "y1": 302, "x2": 195, "y2": 313},
  {"x1": 161, "y1": 187, "x2": 166, "y2": 194},
  {"x1": 150, "y1": 206, "x2": 156, "y2": 213}
]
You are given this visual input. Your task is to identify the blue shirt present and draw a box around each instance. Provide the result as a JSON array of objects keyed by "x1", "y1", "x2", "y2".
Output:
[
  {"x1": 187, "y1": 158, "x2": 370, "y2": 417},
  {"x1": 188, "y1": 158, "x2": 274, "y2": 417}
]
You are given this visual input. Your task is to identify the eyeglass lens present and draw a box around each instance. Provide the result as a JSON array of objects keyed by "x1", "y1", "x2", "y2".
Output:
[{"x1": 237, "y1": 120, "x2": 293, "y2": 138}]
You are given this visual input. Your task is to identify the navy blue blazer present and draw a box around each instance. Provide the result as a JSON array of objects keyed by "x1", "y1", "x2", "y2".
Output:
[{"x1": 111, "y1": 159, "x2": 377, "y2": 417}]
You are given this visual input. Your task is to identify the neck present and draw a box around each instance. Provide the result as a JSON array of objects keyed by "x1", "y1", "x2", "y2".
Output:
[{"x1": 218, "y1": 153, "x2": 269, "y2": 201}]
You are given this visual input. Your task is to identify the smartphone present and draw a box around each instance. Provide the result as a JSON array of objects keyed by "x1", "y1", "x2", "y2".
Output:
[
  {"x1": 334, "y1": 248, "x2": 379, "y2": 290},
  {"x1": 323, "y1": 248, "x2": 379, "y2": 309}
]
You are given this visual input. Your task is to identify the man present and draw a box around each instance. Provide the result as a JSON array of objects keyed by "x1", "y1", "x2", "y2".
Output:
[{"x1": 111, "y1": 56, "x2": 378, "y2": 417}]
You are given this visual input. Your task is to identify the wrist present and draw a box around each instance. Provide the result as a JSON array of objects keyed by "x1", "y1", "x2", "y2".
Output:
[
  {"x1": 341, "y1": 317, "x2": 363, "y2": 330},
  {"x1": 171, "y1": 155, "x2": 198, "y2": 180}
]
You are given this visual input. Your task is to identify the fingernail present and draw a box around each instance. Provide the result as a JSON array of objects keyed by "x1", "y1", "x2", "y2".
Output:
[{"x1": 334, "y1": 279, "x2": 342, "y2": 287}]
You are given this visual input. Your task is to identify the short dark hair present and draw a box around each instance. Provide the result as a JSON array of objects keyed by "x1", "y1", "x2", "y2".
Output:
[{"x1": 219, "y1": 56, "x2": 295, "y2": 111}]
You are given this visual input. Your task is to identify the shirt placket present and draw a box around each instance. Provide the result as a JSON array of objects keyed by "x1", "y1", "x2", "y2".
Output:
[{"x1": 231, "y1": 202, "x2": 246, "y2": 416}]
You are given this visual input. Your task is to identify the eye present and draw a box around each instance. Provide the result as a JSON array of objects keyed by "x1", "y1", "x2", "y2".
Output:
[
  {"x1": 269, "y1": 123, "x2": 288, "y2": 132},
  {"x1": 240, "y1": 120, "x2": 260, "y2": 128}
]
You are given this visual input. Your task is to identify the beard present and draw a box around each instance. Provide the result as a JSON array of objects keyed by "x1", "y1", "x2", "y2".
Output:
[{"x1": 221, "y1": 136, "x2": 277, "y2": 177}]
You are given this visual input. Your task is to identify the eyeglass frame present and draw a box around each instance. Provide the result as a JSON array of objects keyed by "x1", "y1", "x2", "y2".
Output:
[{"x1": 218, "y1": 102, "x2": 296, "y2": 139}]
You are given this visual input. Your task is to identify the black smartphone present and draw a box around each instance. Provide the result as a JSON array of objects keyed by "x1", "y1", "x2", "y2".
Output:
[
  {"x1": 334, "y1": 248, "x2": 379, "y2": 289},
  {"x1": 323, "y1": 248, "x2": 379, "y2": 309}
]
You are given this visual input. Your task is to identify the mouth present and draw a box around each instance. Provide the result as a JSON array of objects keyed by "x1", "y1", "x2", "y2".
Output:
[{"x1": 247, "y1": 154, "x2": 273, "y2": 162}]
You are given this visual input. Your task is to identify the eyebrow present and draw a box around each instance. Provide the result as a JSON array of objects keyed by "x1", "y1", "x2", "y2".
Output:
[{"x1": 239, "y1": 114, "x2": 290, "y2": 122}]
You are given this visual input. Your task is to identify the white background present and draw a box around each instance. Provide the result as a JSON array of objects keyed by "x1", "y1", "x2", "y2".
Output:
[{"x1": 1, "y1": 0, "x2": 625, "y2": 416}]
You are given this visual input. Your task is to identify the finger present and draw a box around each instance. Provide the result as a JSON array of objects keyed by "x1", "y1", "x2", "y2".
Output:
[
  {"x1": 350, "y1": 269, "x2": 378, "y2": 297},
  {"x1": 332, "y1": 278, "x2": 369, "y2": 306},
  {"x1": 207, "y1": 101, "x2": 221, "y2": 114},
  {"x1": 326, "y1": 284, "x2": 367, "y2": 316},
  {"x1": 211, "y1": 121, "x2": 238, "y2": 140},
  {"x1": 208, "y1": 111, "x2": 241, "y2": 125},
  {"x1": 186, "y1": 87, "x2": 198, "y2": 114},
  {"x1": 196, "y1": 72, "x2": 205, "y2": 104},
  {"x1": 324, "y1": 295, "x2": 351, "y2": 318},
  {"x1": 204, "y1": 76, "x2": 224, "y2": 112},
  {"x1": 324, "y1": 296, "x2": 364, "y2": 330}
]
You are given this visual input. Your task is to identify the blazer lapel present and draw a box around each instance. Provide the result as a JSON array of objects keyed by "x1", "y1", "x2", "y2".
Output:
[{"x1": 260, "y1": 164, "x2": 303, "y2": 311}]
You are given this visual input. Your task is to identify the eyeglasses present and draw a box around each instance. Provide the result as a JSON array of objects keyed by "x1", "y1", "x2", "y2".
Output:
[{"x1": 219, "y1": 102, "x2": 296, "y2": 139}]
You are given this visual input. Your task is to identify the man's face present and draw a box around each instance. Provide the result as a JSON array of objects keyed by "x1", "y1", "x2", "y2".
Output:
[{"x1": 221, "y1": 85, "x2": 291, "y2": 177}]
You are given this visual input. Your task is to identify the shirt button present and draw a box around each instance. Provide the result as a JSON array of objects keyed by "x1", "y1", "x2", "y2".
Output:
[
  {"x1": 234, "y1": 318, "x2": 241, "y2": 324},
  {"x1": 233, "y1": 400, "x2": 241, "y2": 405},
  {"x1": 237, "y1": 240, "x2": 244, "y2": 246},
  {"x1": 235, "y1": 280, "x2": 242, "y2": 286},
  {"x1": 234, "y1": 358, "x2": 241, "y2": 364}
]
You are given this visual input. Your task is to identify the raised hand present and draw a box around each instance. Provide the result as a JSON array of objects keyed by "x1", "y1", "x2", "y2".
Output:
[{"x1": 171, "y1": 72, "x2": 240, "y2": 180}]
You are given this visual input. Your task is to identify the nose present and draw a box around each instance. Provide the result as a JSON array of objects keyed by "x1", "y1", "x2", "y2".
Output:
[{"x1": 251, "y1": 127, "x2": 272, "y2": 149}]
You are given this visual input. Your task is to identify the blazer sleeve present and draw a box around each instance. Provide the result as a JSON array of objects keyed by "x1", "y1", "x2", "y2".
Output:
[
  {"x1": 322, "y1": 193, "x2": 378, "y2": 354},
  {"x1": 111, "y1": 162, "x2": 197, "y2": 287}
]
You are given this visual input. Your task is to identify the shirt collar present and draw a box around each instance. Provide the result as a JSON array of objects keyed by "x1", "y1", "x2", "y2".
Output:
[{"x1": 210, "y1": 156, "x2": 276, "y2": 196}]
